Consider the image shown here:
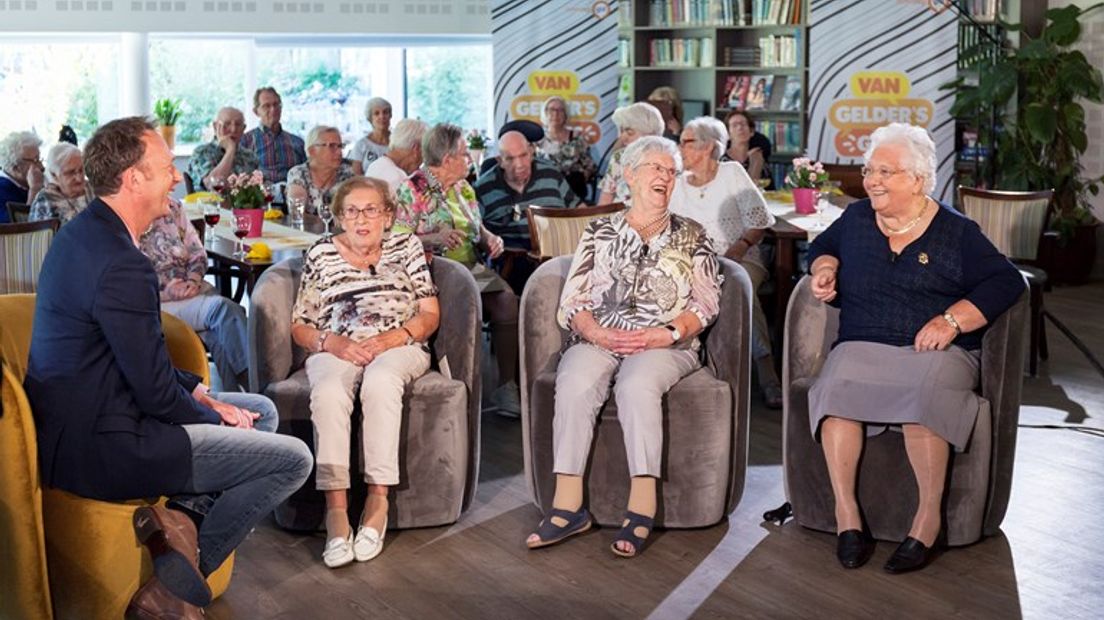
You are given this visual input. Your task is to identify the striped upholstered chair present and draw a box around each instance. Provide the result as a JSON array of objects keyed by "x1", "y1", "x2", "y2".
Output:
[
  {"x1": 0, "y1": 219, "x2": 60, "y2": 294},
  {"x1": 526, "y1": 202, "x2": 625, "y2": 261}
]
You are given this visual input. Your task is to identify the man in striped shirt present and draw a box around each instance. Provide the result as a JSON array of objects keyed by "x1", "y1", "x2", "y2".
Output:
[
  {"x1": 473, "y1": 130, "x2": 582, "y2": 252},
  {"x1": 239, "y1": 87, "x2": 307, "y2": 184}
]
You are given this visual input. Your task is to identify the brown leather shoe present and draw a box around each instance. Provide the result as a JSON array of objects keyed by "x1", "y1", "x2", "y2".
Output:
[
  {"x1": 125, "y1": 576, "x2": 205, "y2": 620},
  {"x1": 133, "y1": 506, "x2": 212, "y2": 607}
]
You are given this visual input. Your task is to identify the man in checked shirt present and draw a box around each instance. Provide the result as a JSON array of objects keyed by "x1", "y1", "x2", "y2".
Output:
[{"x1": 239, "y1": 86, "x2": 307, "y2": 184}]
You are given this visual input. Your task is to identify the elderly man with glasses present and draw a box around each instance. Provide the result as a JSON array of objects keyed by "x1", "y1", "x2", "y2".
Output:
[
  {"x1": 239, "y1": 87, "x2": 307, "y2": 184},
  {"x1": 286, "y1": 125, "x2": 357, "y2": 215},
  {"x1": 187, "y1": 107, "x2": 260, "y2": 191},
  {"x1": 0, "y1": 130, "x2": 45, "y2": 222}
]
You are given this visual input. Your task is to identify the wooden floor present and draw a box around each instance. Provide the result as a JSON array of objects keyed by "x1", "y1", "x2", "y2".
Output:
[{"x1": 209, "y1": 282, "x2": 1104, "y2": 620}]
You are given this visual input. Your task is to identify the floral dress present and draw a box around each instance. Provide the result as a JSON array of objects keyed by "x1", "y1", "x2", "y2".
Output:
[
  {"x1": 598, "y1": 148, "x2": 631, "y2": 204},
  {"x1": 29, "y1": 184, "x2": 93, "y2": 225},
  {"x1": 286, "y1": 160, "x2": 357, "y2": 214},
  {"x1": 537, "y1": 130, "x2": 597, "y2": 185},
  {"x1": 393, "y1": 167, "x2": 483, "y2": 268},
  {"x1": 138, "y1": 199, "x2": 208, "y2": 302}
]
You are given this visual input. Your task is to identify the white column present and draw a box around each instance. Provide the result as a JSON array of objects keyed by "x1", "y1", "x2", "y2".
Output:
[{"x1": 119, "y1": 32, "x2": 150, "y2": 118}]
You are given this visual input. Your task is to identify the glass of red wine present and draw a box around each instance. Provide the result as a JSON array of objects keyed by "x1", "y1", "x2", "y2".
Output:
[
  {"x1": 202, "y1": 200, "x2": 220, "y2": 246},
  {"x1": 233, "y1": 214, "x2": 251, "y2": 259}
]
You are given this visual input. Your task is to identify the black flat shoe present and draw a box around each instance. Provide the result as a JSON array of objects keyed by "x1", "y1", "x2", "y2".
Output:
[
  {"x1": 836, "y1": 529, "x2": 875, "y2": 569},
  {"x1": 884, "y1": 536, "x2": 941, "y2": 574}
]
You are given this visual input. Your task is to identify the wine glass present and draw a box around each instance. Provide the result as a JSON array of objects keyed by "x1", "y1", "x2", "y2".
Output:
[
  {"x1": 201, "y1": 200, "x2": 220, "y2": 245},
  {"x1": 319, "y1": 202, "x2": 334, "y2": 235},
  {"x1": 233, "y1": 214, "x2": 251, "y2": 259},
  {"x1": 209, "y1": 176, "x2": 227, "y2": 195},
  {"x1": 288, "y1": 197, "x2": 305, "y2": 227}
]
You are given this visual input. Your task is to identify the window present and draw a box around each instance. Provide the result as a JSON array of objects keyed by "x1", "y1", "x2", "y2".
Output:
[
  {"x1": 149, "y1": 38, "x2": 252, "y2": 146},
  {"x1": 406, "y1": 45, "x2": 494, "y2": 134},
  {"x1": 0, "y1": 37, "x2": 120, "y2": 145}
]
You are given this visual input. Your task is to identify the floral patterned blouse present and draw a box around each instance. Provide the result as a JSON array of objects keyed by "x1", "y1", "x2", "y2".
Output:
[
  {"x1": 393, "y1": 167, "x2": 483, "y2": 268},
  {"x1": 598, "y1": 148, "x2": 631, "y2": 204},
  {"x1": 292, "y1": 232, "x2": 437, "y2": 344},
  {"x1": 29, "y1": 183, "x2": 94, "y2": 225},
  {"x1": 286, "y1": 160, "x2": 357, "y2": 214},
  {"x1": 537, "y1": 129, "x2": 597, "y2": 183},
  {"x1": 558, "y1": 212, "x2": 723, "y2": 354},
  {"x1": 187, "y1": 141, "x2": 260, "y2": 190},
  {"x1": 138, "y1": 199, "x2": 207, "y2": 302}
]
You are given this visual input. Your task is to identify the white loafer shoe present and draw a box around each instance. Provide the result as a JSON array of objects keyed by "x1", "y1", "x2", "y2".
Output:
[
  {"x1": 322, "y1": 534, "x2": 355, "y2": 568},
  {"x1": 354, "y1": 519, "x2": 387, "y2": 562}
]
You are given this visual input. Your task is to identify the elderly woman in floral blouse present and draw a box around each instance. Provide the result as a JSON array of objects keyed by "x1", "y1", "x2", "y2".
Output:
[
  {"x1": 537, "y1": 96, "x2": 597, "y2": 200},
  {"x1": 291, "y1": 176, "x2": 440, "y2": 569},
  {"x1": 287, "y1": 125, "x2": 357, "y2": 215},
  {"x1": 138, "y1": 198, "x2": 250, "y2": 391},
  {"x1": 596, "y1": 102, "x2": 665, "y2": 205},
  {"x1": 30, "y1": 142, "x2": 94, "y2": 225},
  {"x1": 526, "y1": 136, "x2": 723, "y2": 558},
  {"x1": 393, "y1": 123, "x2": 522, "y2": 416}
]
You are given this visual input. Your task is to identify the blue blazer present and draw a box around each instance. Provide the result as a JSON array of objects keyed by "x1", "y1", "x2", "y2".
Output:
[{"x1": 25, "y1": 198, "x2": 220, "y2": 501}]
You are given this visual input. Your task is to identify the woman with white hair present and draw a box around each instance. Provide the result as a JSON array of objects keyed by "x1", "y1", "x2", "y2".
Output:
[
  {"x1": 30, "y1": 142, "x2": 94, "y2": 225},
  {"x1": 536, "y1": 96, "x2": 597, "y2": 199},
  {"x1": 596, "y1": 102, "x2": 665, "y2": 205},
  {"x1": 364, "y1": 118, "x2": 428, "y2": 195},
  {"x1": 669, "y1": 116, "x2": 781, "y2": 407},
  {"x1": 526, "y1": 136, "x2": 722, "y2": 558},
  {"x1": 0, "y1": 130, "x2": 45, "y2": 222},
  {"x1": 350, "y1": 97, "x2": 392, "y2": 174},
  {"x1": 806, "y1": 122, "x2": 1023, "y2": 573},
  {"x1": 287, "y1": 125, "x2": 357, "y2": 215}
]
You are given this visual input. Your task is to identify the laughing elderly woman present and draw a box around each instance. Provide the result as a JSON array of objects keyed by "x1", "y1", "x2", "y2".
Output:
[
  {"x1": 806, "y1": 123, "x2": 1022, "y2": 574},
  {"x1": 525, "y1": 136, "x2": 722, "y2": 558},
  {"x1": 30, "y1": 142, "x2": 94, "y2": 225},
  {"x1": 596, "y1": 102, "x2": 665, "y2": 205},
  {"x1": 292, "y1": 176, "x2": 440, "y2": 569}
]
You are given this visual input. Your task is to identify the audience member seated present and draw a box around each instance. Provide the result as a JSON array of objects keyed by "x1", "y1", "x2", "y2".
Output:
[
  {"x1": 0, "y1": 130, "x2": 45, "y2": 223},
  {"x1": 290, "y1": 176, "x2": 440, "y2": 568},
  {"x1": 648, "y1": 86, "x2": 684, "y2": 142},
  {"x1": 805, "y1": 123, "x2": 1023, "y2": 573},
  {"x1": 187, "y1": 107, "x2": 260, "y2": 191},
  {"x1": 525, "y1": 136, "x2": 722, "y2": 558},
  {"x1": 670, "y1": 116, "x2": 781, "y2": 408},
  {"x1": 240, "y1": 87, "x2": 307, "y2": 184},
  {"x1": 286, "y1": 125, "x2": 357, "y2": 214},
  {"x1": 29, "y1": 142, "x2": 94, "y2": 225},
  {"x1": 350, "y1": 96, "x2": 392, "y2": 174},
  {"x1": 536, "y1": 96, "x2": 598, "y2": 200},
  {"x1": 139, "y1": 197, "x2": 251, "y2": 392},
  {"x1": 596, "y1": 102, "x2": 664, "y2": 205},
  {"x1": 393, "y1": 123, "x2": 521, "y2": 417},
  {"x1": 24, "y1": 116, "x2": 311, "y2": 618},
  {"x1": 364, "y1": 118, "x2": 428, "y2": 196},
  {"x1": 722, "y1": 109, "x2": 774, "y2": 189}
]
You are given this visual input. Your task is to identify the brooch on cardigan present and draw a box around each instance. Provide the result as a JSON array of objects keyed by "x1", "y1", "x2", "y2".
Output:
[{"x1": 918, "y1": 252, "x2": 929, "y2": 265}]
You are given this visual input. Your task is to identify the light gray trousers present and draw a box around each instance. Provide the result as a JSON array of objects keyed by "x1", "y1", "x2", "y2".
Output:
[{"x1": 552, "y1": 343, "x2": 700, "y2": 478}]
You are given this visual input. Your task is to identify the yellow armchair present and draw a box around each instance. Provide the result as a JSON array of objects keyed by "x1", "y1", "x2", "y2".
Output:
[{"x1": 0, "y1": 294, "x2": 232, "y2": 620}]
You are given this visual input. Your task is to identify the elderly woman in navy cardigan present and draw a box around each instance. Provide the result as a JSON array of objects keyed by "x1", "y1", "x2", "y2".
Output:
[{"x1": 806, "y1": 123, "x2": 1023, "y2": 574}]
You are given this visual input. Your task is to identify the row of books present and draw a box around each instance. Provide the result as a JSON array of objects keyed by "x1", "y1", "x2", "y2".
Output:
[
  {"x1": 619, "y1": 39, "x2": 632, "y2": 67},
  {"x1": 648, "y1": 37, "x2": 716, "y2": 68},
  {"x1": 720, "y1": 74, "x2": 801, "y2": 111},
  {"x1": 758, "y1": 34, "x2": 800, "y2": 67},
  {"x1": 759, "y1": 121, "x2": 803, "y2": 154},
  {"x1": 750, "y1": 0, "x2": 803, "y2": 25},
  {"x1": 648, "y1": 0, "x2": 745, "y2": 27}
]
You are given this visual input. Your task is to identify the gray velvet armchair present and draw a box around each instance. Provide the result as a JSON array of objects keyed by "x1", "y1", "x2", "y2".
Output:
[
  {"x1": 782, "y1": 275, "x2": 1029, "y2": 546},
  {"x1": 248, "y1": 256, "x2": 482, "y2": 530},
  {"x1": 519, "y1": 255, "x2": 753, "y2": 528}
]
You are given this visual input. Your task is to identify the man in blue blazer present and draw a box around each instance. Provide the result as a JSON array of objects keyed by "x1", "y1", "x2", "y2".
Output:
[{"x1": 25, "y1": 117, "x2": 312, "y2": 619}]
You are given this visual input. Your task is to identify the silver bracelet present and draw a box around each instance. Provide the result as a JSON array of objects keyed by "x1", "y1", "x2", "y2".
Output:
[{"x1": 316, "y1": 330, "x2": 330, "y2": 352}]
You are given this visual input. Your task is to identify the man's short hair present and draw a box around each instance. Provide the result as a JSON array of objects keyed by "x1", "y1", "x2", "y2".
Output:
[
  {"x1": 253, "y1": 86, "x2": 281, "y2": 109},
  {"x1": 83, "y1": 117, "x2": 157, "y2": 197}
]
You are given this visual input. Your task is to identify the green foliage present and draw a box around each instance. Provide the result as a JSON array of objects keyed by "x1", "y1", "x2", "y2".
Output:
[
  {"x1": 149, "y1": 40, "x2": 250, "y2": 144},
  {"x1": 66, "y1": 74, "x2": 100, "y2": 141},
  {"x1": 153, "y1": 98, "x2": 183, "y2": 126},
  {"x1": 407, "y1": 47, "x2": 491, "y2": 131},
  {"x1": 944, "y1": 3, "x2": 1104, "y2": 241},
  {"x1": 278, "y1": 66, "x2": 361, "y2": 105}
]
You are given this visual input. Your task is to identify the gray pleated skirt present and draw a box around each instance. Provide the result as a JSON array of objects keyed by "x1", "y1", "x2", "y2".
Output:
[{"x1": 808, "y1": 341, "x2": 982, "y2": 451}]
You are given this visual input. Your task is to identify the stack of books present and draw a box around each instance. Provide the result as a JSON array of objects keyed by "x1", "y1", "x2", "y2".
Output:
[{"x1": 723, "y1": 46, "x2": 761, "y2": 67}]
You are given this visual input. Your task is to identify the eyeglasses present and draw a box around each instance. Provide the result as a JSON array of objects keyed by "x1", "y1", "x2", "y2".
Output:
[
  {"x1": 636, "y1": 162, "x2": 681, "y2": 179},
  {"x1": 312, "y1": 142, "x2": 345, "y2": 150},
  {"x1": 861, "y1": 166, "x2": 907, "y2": 181},
  {"x1": 678, "y1": 138, "x2": 700, "y2": 148},
  {"x1": 341, "y1": 205, "x2": 388, "y2": 220},
  {"x1": 20, "y1": 157, "x2": 43, "y2": 167}
]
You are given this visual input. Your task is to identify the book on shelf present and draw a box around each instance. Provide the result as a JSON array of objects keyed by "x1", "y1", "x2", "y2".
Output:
[
  {"x1": 778, "y1": 76, "x2": 802, "y2": 111},
  {"x1": 751, "y1": 0, "x2": 802, "y2": 25},
  {"x1": 649, "y1": 37, "x2": 713, "y2": 67},
  {"x1": 648, "y1": 0, "x2": 745, "y2": 27},
  {"x1": 720, "y1": 75, "x2": 751, "y2": 109},
  {"x1": 723, "y1": 46, "x2": 761, "y2": 66},
  {"x1": 619, "y1": 39, "x2": 632, "y2": 67},
  {"x1": 745, "y1": 74, "x2": 774, "y2": 110},
  {"x1": 967, "y1": 0, "x2": 1001, "y2": 22},
  {"x1": 758, "y1": 34, "x2": 799, "y2": 67},
  {"x1": 619, "y1": 0, "x2": 633, "y2": 28},
  {"x1": 759, "y1": 121, "x2": 802, "y2": 153}
]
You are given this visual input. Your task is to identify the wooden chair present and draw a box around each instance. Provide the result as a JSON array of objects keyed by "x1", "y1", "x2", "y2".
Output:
[
  {"x1": 0, "y1": 219, "x2": 60, "y2": 294},
  {"x1": 957, "y1": 187, "x2": 1101, "y2": 378},
  {"x1": 6, "y1": 201, "x2": 31, "y2": 223},
  {"x1": 526, "y1": 202, "x2": 626, "y2": 261},
  {"x1": 820, "y1": 164, "x2": 866, "y2": 199}
]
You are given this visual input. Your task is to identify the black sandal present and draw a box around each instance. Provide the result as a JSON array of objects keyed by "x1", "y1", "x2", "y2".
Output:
[
  {"x1": 610, "y1": 511, "x2": 654, "y2": 558},
  {"x1": 526, "y1": 507, "x2": 592, "y2": 549}
]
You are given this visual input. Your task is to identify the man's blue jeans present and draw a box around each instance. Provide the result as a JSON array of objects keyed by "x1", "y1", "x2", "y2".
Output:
[{"x1": 172, "y1": 392, "x2": 311, "y2": 575}]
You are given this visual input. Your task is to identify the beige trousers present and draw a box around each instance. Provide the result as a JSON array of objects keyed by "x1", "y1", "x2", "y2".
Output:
[
  {"x1": 305, "y1": 346, "x2": 430, "y2": 489},
  {"x1": 552, "y1": 343, "x2": 700, "y2": 478}
]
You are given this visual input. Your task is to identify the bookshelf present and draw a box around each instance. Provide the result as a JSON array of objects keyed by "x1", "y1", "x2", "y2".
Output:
[{"x1": 617, "y1": 0, "x2": 809, "y2": 186}]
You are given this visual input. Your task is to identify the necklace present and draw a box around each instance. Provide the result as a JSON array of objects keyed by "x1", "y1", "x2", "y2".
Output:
[
  {"x1": 878, "y1": 198, "x2": 929, "y2": 236},
  {"x1": 628, "y1": 210, "x2": 670, "y2": 241},
  {"x1": 687, "y1": 166, "x2": 718, "y2": 199}
]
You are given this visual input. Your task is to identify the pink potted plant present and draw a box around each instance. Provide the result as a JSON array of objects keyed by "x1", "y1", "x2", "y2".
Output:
[
  {"x1": 224, "y1": 170, "x2": 272, "y2": 237},
  {"x1": 785, "y1": 157, "x2": 830, "y2": 215}
]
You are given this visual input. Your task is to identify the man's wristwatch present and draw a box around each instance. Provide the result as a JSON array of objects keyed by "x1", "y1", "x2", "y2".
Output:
[
  {"x1": 665, "y1": 324, "x2": 681, "y2": 342},
  {"x1": 941, "y1": 311, "x2": 961, "y2": 335}
]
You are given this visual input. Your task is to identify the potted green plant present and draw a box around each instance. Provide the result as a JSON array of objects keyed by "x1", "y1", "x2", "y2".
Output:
[
  {"x1": 945, "y1": 4, "x2": 1103, "y2": 282},
  {"x1": 153, "y1": 98, "x2": 184, "y2": 150}
]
